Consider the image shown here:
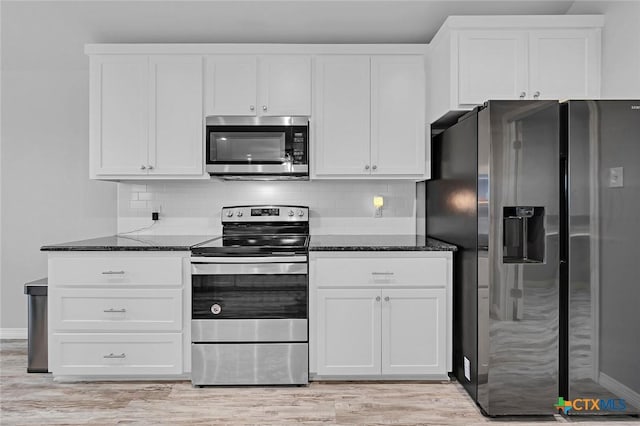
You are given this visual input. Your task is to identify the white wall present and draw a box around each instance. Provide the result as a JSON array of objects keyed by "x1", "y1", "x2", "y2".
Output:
[
  {"x1": 0, "y1": 3, "x2": 117, "y2": 332},
  {"x1": 118, "y1": 181, "x2": 417, "y2": 236},
  {"x1": 567, "y1": 0, "x2": 640, "y2": 98}
]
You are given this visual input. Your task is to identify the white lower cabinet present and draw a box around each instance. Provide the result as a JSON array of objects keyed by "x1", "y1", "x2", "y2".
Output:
[
  {"x1": 317, "y1": 289, "x2": 381, "y2": 375},
  {"x1": 47, "y1": 252, "x2": 191, "y2": 380},
  {"x1": 310, "y1": 251, "x2": 452, "y2": 379},
  {"x1": 50, "y1": 333, "x2": 182, "y2": 376},
  {"x1": 381, "y1": 288, "x2": 446, "y2": 375}
]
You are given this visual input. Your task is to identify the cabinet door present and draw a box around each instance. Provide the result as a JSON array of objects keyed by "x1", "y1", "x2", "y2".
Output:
[
  {"x1": 148, "y1": 56, "x2": 203, "y2": 175},
  {"x1": 316, "y1": 289, "x2": 381, "y2": 375},
  {"x1": 458, "y1": 31, "x2": 528, "y2": 105},
  {"x1": 205, "y1": 55, "x2": 257, "y2": 116},
  {"x1": 90, "y1": 55, "x2": 148, "y2": 176},
  {"x1": 529, "y1": 30, "x2": 600, "y2": 100},
  {"x1": 381, "y1": 288, "x2": 446, "y2": 375},
  {"x1": 313, "y1": 56, "x2": 371, "y2": 176},
  {"x1": 258, "y1": 55, "x2": 311, "y2": 116},
  {"x1": 371, "y1": 55, "x2": 425, "y2": 176}
]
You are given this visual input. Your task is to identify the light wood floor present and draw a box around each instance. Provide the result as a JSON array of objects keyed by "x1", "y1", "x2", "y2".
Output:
[{"x1": 1, "y1": 340, "x2": 637, "y2": 425}]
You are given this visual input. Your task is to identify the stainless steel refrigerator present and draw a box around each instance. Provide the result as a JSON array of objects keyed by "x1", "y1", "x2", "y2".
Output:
[{"x1": 425, "y1": 100, "x2": 640, "y2": 416}]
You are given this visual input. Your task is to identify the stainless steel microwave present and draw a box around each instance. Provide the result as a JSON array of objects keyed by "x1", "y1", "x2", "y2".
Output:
[{"x1": 205, "y1": 116, "x2": 309, "y2": 180}]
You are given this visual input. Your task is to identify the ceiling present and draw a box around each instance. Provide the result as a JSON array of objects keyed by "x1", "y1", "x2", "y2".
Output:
[
  {"x1": 4, "y1": 1, "x2": 576, "y2": 45},
  {"x1": 2, "y1": 0, "x2": 577, "y2": 70}
]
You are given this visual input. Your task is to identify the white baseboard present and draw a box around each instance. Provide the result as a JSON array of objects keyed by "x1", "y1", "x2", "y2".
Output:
[
  {"x1": 0, "y1": 328, "x2": 28, "y2": 339},
  {"x1": 599, "y1": 371, "x2": 640, "y2": 410}
]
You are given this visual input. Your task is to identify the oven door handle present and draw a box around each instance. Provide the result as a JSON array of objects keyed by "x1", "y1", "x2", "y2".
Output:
[
  {"x1": 191, "y1": 262, "x2": 307, "y2": 276},
  {"x1": 190, "y1": 256, "x2": 307, "y2": 264}
]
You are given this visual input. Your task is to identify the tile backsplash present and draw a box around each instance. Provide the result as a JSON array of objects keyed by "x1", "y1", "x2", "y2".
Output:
[{"x1": 118, "y1": 180, "x2": 417, "y2": 235}]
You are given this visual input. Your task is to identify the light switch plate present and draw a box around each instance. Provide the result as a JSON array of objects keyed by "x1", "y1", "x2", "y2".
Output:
[{"x1": 609, "y1": 167, "x2": 624, "y2": 188}]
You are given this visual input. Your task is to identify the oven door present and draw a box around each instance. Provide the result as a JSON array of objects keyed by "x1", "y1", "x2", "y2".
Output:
[{"x1": 191, "y1": 257, "x2": 308, "y2": 342}]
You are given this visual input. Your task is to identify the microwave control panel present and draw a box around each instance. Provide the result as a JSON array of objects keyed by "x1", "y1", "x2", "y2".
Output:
[{"x1": 290, "y1": 126, "x2": 308, "y2": 164}]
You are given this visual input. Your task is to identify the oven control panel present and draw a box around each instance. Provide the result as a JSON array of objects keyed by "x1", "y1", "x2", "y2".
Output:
[{"x1": 222, "y1": 205, "x2": 309, "y2": 222}]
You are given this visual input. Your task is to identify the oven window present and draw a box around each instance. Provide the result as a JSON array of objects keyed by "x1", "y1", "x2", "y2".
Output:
[
  {"x1": 210, "y1": 132, "x2": 286, "y2": 163},
  {"x1": 192, "y1": 274, "x2": 307, "y2": 319}
]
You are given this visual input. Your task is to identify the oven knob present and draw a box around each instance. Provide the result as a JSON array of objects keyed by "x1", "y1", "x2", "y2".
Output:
[
  {"x1": 297, "y1": 209, "x2": 304, "y2": 217},
  {"x1": 225, "y1": 210, "x2": 233, "y2": 218},
  {"x1": 288, "y1": 210, "x2": 295, "y2": 217},
  {"x1": 236, "y1": 211, "x2": 243, "y2": 217},
  {"x1": 210, "y1": 304, "x2": 221, "y2": 315}
]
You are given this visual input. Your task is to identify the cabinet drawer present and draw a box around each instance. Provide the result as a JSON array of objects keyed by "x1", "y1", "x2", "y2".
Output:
[
  {"x1": 51, "y1": 288, "x2": 182, "y2": 332},
  {"x1": 314, "y1": 256, "x2": 447, "y2": 287},
  {"x1": 50, "y1": 333, "x2": 182, "y2": 376},
  {"x1": 50, "y1": 256, "x2": 183, "y2": 286}
]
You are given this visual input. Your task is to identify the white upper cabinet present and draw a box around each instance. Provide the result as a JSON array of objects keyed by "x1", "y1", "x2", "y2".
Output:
[
  {"x1": 90, "y1": 55, "x2": 149, "y2": 176},
  {"x1": 313, "y1": 56, "x2": 371, "y2": 176},
  {"x1": 371, "y1": 56, "x2": 425, "y2": 176},
  {"x1": 429, "y1": 16, "x2": 603, "y2": 123},
  {"x1": 313, "y1": 54, "x2": 426, "y2": 179},
  {"x1": 205, "y1": 55, "x2": 311, "y2": 117},
  {"x1": 528, "y1": 30, "x2": 600, "y2": 100},
  {"x1": 90, "y1": 54, "x2": 204, "y2": 179},
  {"x1": 457, "y1": 31, "x2": 528, "y2": 105},
  {"x1": 149, "y1": 56, "x2": 203, "y2": 175},
  {"x1": 259, "y1": 55, "x2": 311, "y2": 116},
  {"x1": 205, "y1": 56, "x2": 257, "y2": 116}
]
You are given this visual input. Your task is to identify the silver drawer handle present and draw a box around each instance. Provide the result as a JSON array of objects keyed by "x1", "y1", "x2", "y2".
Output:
[
  {"x1": 103, "y1": 353, "x2": 126, "y2": 359},
  {"x1": 101, "y1": 270, "x2": 125, "y2": 275},
  {"x1": 103, "y1": 308, "x2": 126, "y2": 313},
  {"x1": 384, "y1": 296, "x2": 390, "y2": 302},
  {"x1": 371, "y1": 272, "x2": 395, "y2": 276}
]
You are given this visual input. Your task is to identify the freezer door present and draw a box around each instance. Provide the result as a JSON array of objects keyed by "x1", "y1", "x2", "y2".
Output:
[
  {"x1": 567, "y1": 100, "x2": 640, "y2": 415},
  {"x1": 477, "y1": 100, "x2": 560, "y2": 415}
]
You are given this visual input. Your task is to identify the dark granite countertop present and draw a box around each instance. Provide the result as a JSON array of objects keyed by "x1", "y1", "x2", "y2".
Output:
[
  {"x1": 309, "y1": 235, "x2": 457, "y2": 251},
  {"x1": 41, "y1": 235, "x2": 220, "y2": 251}
]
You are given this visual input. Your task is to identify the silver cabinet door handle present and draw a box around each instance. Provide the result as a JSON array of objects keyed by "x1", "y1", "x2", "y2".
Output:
[
  {"x1": 147, "y1": 165, "x2": 154, "y2": 170},
  {"x1": 533, "y1": 91, "x2": 540, "y2": 99},
  {"x1": 103, "y1": 353, "x2": 126, "y2": 359},
  {"x1": 101, "y1": 271, "x2": 125, "y2": 275},
  {"x1": 140, "y1": 165, "x2": 146, "y2": 170},
  {"x1": 372, "y1": 165, "x2": 377, "y2": 171},
  {"x1": 384, "y1": 296, "x2": 390, "y2": 302},
  {"x1": 371, "y1": 272, "x2": 394, "y2": 276},
  {"x1": 262, "y1": 105, "x2": 267, "y2": 111},
  {"x1": 519, "y1": 91, "x2": 526, "y2": 99},
  {"x1": 365, "y1": 165, "x2": 370, "y2": 170},
  {"x1": 103, "y1": 308, "x2": 126, "y2": 313},
  {"x1": 375, "y1": 296, "x2": 381, "y2": 302},
  {"x1": 249, "y1": 105, "x2": 255, "y2": 111}
]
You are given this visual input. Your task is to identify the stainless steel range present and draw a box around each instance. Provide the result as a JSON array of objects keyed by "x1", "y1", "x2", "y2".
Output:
[{"x1": 190, "y1": 205, "x2": 309, "y2": 386}]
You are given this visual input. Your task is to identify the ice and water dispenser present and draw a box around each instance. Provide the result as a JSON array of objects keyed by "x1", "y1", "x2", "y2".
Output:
[{"x1": 503, "y1": 206, "x2": 545, "y2": 263}]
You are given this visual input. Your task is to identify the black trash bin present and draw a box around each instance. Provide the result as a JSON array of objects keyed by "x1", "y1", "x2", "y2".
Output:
[{"x1": 23, "y1": 278, "x2": 48, "y2": 373}]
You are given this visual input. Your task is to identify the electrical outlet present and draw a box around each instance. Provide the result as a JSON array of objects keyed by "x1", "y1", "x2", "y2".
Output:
[
  {"x1": 152, "y1": 212, "x2": 159, "y2": 221},
  {"x1": 374, "y1": 207, "x2": 383, "y2": 218},
  {"x1": 609, "y1": 167, "x2": 624, "y2": 188}
]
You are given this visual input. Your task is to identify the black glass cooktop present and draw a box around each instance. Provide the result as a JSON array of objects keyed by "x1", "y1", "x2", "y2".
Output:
[{"x1": 191, "y1": 234, "x2": 309, "y2": 256}]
